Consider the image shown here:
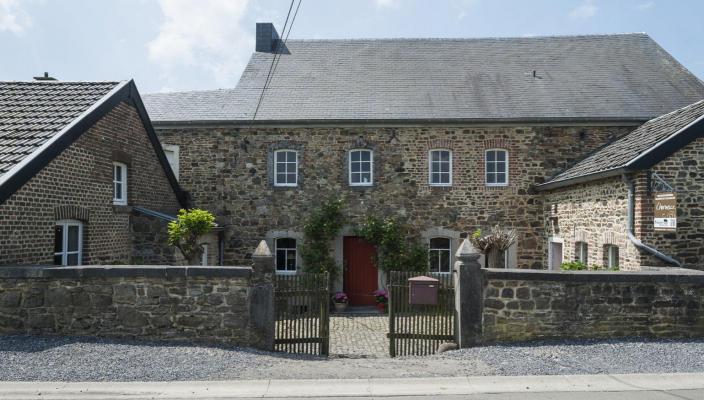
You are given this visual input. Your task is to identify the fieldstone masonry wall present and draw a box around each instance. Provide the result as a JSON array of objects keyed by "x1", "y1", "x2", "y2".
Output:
[
  {"x1": 480, "y1": 268, "x2": 704, "y2": 343},
  {"x1": 0, "y1": 264, "x2": 275, "y2": 349},
  {"x1": 156, "y1": 124, "x2": 634, "y2": 268}
]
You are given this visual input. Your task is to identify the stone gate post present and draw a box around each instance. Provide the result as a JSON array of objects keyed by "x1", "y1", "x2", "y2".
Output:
[
  {"x1": 250, "y1": 240, "x2": 275, "y2": 350},
  {"x1": 454, "y1": 238, "x2": 483, "y2": 348}
]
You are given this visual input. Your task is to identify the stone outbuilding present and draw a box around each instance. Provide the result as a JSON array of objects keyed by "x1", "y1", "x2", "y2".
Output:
[
  {"x1": 0, "y1": 79, "x2": 188, "y2": 266},
  {"x1": 539, "y1": 100, "x2": 704, "y2": 271}
]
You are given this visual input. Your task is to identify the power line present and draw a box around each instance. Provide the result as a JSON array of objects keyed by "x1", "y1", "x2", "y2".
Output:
[
  {"x1": 248, "y1": 0, "x2": 300, "y2": 127},
  {"x1": 267, "y1": 0, "x2": 303, "y2": 90}
]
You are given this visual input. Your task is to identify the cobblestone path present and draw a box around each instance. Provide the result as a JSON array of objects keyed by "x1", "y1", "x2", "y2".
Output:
[{"x1": 329, "y1": 313, "x2": 388, "y2": 358}]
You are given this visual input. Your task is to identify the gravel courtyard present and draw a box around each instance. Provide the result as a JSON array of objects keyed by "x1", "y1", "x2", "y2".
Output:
[{"x1": 2, "y1": 335, "x2": 704, "y2": 381}]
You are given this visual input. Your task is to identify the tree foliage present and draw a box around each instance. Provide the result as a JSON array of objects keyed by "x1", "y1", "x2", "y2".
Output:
[{"x1": 168, "y1": 208, "x2": 215, "y2": 264}]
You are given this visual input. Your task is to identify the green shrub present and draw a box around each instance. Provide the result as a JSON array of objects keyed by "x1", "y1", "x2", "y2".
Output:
[
  {"x1": 356, "y1": 215, "x2": 428, "y2": 273},
  {"x1": 560, "y1": 261, "x2": 588, "y2": 271},
  {"x1": 168, "y1": 208, "x2": 215, "y2": 264}
]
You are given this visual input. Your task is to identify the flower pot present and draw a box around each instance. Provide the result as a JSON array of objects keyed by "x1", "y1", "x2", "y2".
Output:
[
  {"x1": 334, "y1": 302, "x2": 348, "y2": 312},
  {"x1": 376, "y1": 302, "x2": 386, "y2": 313}
]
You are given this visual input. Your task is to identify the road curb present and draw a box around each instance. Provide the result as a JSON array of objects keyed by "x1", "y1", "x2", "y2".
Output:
[{"x1": 0, "y1": 373, "x2": 703, "y2": 399}]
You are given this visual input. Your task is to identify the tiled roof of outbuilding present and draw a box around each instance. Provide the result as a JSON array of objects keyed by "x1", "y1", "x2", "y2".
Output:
[
  {"x1": 143, "y1": 33, "x2": 704, "y2": 124},
  {"x1": 541, "y1": 99, "x2": 704, "y2": 189},
  {"x1": 0, "y1": 81, "x2": 121, "y2": 177}
]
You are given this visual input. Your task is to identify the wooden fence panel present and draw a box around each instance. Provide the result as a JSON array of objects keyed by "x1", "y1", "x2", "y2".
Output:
[
  {"x1": 388, "y1": 271, "x2": 455, "y2": 357},
  {"x1": 274, "y1": 273, "x2": 329, "y2": 356}
]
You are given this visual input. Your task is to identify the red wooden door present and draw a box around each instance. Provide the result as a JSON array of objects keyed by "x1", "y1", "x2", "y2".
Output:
[{"x1": 343, "y1": 237, "x2": 378, "y2": 306}]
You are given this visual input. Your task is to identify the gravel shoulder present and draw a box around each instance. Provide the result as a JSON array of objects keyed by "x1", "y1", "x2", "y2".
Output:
[{"x1": 1, "y1": 335, "x2": 703, "y2": 381}]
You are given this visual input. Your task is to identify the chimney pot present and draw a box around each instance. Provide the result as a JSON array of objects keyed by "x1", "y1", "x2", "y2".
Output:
[
  {"x1": 256, "y1": 22, "x2": 280, "y2": 53},
  {"x1": 33, "y1": 72, "x2": 57, "y2": 81}
]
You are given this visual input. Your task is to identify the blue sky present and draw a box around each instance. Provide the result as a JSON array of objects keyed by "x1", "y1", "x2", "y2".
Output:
[{"x1": 1, "y1": 0, "x2": 703, "y2": 94}]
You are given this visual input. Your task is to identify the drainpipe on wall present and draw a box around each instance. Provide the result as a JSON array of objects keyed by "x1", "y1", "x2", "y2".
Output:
[{"x1": 622, "y1": 174, "x2": 682, "y2": 267}]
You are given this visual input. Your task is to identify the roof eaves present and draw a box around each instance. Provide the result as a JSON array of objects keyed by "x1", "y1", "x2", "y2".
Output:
[
  {"x1": 150, "y1": 116, "x2": 649, "y2": 128},
  {"x1": 536, "y1": 167, "x2": 627, "y2": 191},
  {"x1": 626, "y1": 111, "x2": 704, "y2": 171}
]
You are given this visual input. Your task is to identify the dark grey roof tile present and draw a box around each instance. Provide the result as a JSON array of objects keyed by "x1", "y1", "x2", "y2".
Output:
[
  {"x1": 0, "y1": 81, "x2": 120, "y2": 177},
  {"x1": 143, "y1": 33, "x2": 704, "y2": 123}
]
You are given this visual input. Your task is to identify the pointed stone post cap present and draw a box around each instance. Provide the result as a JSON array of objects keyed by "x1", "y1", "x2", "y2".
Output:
[
  {"x1": 456, "y1": 238, "x2": 481, "y2": 261},
  {"x1": 253, "y1": 240, "x2": 272, "y2": 258}
]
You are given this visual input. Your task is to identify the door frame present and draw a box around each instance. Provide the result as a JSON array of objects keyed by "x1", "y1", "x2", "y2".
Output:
[{"x1": 548, "y1": 236, "x2": 564, "y2": 270}]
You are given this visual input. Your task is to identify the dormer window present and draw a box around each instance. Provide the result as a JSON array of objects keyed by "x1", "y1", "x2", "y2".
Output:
[{"x1": 113, "y1": 162, "x2": 127, "y2": 205}]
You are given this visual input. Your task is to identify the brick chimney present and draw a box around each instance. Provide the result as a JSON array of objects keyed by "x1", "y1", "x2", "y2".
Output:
[{"x1": 256, "y1": 23, "x2": 280, "y2": 53}]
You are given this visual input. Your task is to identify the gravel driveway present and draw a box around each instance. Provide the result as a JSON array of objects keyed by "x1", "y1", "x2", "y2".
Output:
[{"x1": 1, "y1": 335, "x2": 703, "y2": 381}]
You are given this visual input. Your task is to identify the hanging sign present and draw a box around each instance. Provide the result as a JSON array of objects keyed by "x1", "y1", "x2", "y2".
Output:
[{"x1": 654, "y1": 192, "x2": 677, "y2": 231}]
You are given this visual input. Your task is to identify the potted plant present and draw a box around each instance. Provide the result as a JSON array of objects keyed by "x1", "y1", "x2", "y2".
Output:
[
  {"x1": 373, "y1": 289, "x2": 388, "y2": 313},
  {"x1": 332, "y1": 291, "x2": 349, "y2": 312}
]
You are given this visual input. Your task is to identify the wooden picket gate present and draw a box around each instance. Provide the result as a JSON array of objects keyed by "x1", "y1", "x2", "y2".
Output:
[
  {"x1": 387, "y1": 271, "x2": 455, "y2": 357},
  {"x1": 273, "y1": 272, "x2": 330, "y2": 356}
]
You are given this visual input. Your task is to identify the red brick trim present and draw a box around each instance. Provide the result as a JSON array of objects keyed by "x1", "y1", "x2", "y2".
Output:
[{"x1": 54, "y1": 205, "x2": 90, "y2": 222}]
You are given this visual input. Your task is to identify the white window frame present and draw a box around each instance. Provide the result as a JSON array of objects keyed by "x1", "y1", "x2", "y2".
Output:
[
  {"x1": 273, "y1": 150, "x2": 298, "y2": 187},
  {"x1": 201, "y1": 243, "x2": 208, "y2": 266},
  {"x1": 429, "y1": 149, "x2": 452, "y2": 187},
  {"x1": 485, "y1": 148, "x2": 509, "y2": 187},
  {"x1": 113, "y1": 162, "x2": 128, "y2": 205},
  {"x1": 162, "y1": 144, "x2": 180, "y2": 181},
  {"x1": 576, "y1": 241, "x2": 588, "y2": 264},
  {"x1": 54, "y1": 220, "x2": 83, "y2": 266},
  {"x1": 275, "y1": 237, "x2": 298, "y2": 275},
  {"x1": 606, "y1": 245, "x2": 619, "y2": 268},
  {"x1": 348, "y1": 149, "x2": 374, "y2": 186},
  {"x1": 428, "y1": 236, "x2": 452, "y2": 274}
]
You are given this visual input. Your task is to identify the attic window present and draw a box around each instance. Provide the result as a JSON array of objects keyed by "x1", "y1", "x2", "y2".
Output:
[{"x1": 113, "y1": 162, "x2": 127, "y2": 205}]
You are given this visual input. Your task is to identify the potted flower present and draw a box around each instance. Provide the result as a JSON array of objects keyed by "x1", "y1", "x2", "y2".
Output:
[
  {"x1": 373, "y1": 289, "x2": 388, "y2": 313},
  {"x1": 332, "y1": 291, "x2": 348, "y2": 312}
]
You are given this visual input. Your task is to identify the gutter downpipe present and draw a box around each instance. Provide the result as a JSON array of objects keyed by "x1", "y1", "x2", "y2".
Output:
[{"x1": 622, "y1": 174, "x2": 682, "y2": 267}]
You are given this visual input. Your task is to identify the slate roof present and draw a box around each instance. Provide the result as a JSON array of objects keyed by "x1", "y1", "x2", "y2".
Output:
[
  {"x1": 143, "y1": 33, "x2": 704, "y2": 124},
  {"x1": 0, "y1": 81, "x2": 121, "y2": 177},
  {"x1": 540, "y1": 99, "x2": 704, "y2": 189}
]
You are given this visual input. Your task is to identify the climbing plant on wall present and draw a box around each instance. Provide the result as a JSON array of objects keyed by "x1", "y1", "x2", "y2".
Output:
[
  {"x1": 356, "y1": 215, "x2": 428, "y2": 274},
  {"x1": 300, "y1": 197, "x2": 346, "y2": 283}
]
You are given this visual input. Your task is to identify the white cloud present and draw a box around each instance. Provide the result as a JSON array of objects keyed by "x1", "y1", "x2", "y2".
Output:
[
  {"x1": 0, "y1": 0, "x2": 31, "y2": 34},
  {"x1": 569, "y1": 1, "x2": 598, "y2": 19},
  {"x1": 148, "y1": 0, "x2": 253, "y2": 89},
  {"x1": 375, "y1": 0, "x2": 401, "y2": 9},
  {"x1": 637, "y1": 1, "x2": 654, "y2": 10}
]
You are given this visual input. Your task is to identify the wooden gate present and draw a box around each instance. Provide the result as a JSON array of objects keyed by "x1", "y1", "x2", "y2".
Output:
[
  {"x1": 388, "y1": 271, "x2": 455, "y2": 357},
  {"x1": 274, "y1": 272, "x2": 330, "y2": 356}
]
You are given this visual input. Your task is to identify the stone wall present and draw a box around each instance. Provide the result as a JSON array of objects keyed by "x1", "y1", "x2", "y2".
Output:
[
  {"x1": 155, "y1": 124, "x2": 634, "y2": 269},
  {"x1": 543, "y1": 176, "x2": 640, "y2": 270},
  {"x1": 481, "y1": 268, "x2": 704, "y2": 342},
  {"x1": 0, "y1": 103, "x2": 182, "y2": 266},
  {"x1": 0, "y1": 264, "x2": 274, "y2": 348},
  {"x1": 637, "y1": 137, "x2": 704, "y2": 269}
]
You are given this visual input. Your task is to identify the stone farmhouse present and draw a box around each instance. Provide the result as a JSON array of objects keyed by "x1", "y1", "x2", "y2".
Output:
[
  {"x1": 141, "y1": 24, "x2": 704, "y2": 304},
  {"x1": 0, "y1": 80, "x2": 187, "y2": 266}
]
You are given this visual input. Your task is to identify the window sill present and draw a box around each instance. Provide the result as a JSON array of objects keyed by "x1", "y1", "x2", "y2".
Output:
[{"x1": 275, "y1": 271, "x2": 297, "y2": 275}]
